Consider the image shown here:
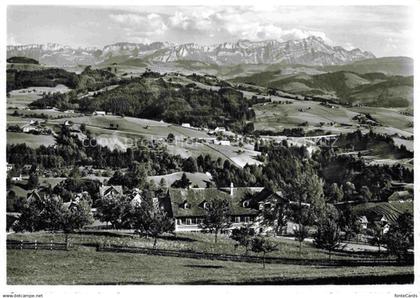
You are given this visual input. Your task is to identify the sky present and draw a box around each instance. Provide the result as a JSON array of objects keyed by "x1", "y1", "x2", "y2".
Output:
[{"x1": 7, "y1": 5, "x2": 415, "y2": 57}]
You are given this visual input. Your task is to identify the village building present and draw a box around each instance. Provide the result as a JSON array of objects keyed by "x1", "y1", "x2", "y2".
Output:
[
  {"x1": 130, "y1": 188, "x2": 143, "y2": 207},
  {"x1": 214, "y1": 127, "x2": 226, "y2": 133},
  {"x1": 387, "y1": 190, "x2": 413, "y2": 202},
  {"x1": 357, "y1": 216, "x2": 368, "y2": 230},
  {"x1": 6, "y1": 163, "x2": 14, "y2": 172},
  {"x1": 212, "y1": 139, "x2": 231, "y2": 146},
  {"x1": 93, "y1": 111, "x2": 106, "y2": 116},
  {"x1": 20, "y1": 120, "x2": 49, "y2": 134},
  {"x1": 22, "y1": 164, "x2": 34, "y2": 174},
  {"x1": 166, "y1": 186, "x2": 265, "y2": 232},
  {"x1": 11, "y1": 174, "x2": 23, "y2": 182},
  {"x1": 161, "y1": 185, "x2": 307, "y2": 233},
  {"x1": 99, "y1": 185, "x2": 123, "y2": 199}
]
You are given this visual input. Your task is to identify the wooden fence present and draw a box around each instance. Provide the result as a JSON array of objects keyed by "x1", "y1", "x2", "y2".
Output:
[
  {"x1": 97, "y1": 244, "x2": 412, "y2": 267},
  {"x1": 7, "y1": 239, "x2": 68, "y2": 251}
]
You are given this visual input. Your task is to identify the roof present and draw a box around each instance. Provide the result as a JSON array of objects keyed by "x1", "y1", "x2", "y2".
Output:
[
  {"x1": 357, "y1": 216, "x2": 368, "y2": 224},
  {"x1": 388, "y1": 190, "x2": 413, "y2": 202},
  {"x1": 27, "y1": 190, "x2": 42, "y2": 202},
  {"x1": 167, "y1": 187, "x2": 264, "y2": 218},
  {"x1": 99, "y1": 185, "x2": 123, "y2": 197},
  {"x1": 130, "y1": 193, "x2": 142, "y2": 206}
]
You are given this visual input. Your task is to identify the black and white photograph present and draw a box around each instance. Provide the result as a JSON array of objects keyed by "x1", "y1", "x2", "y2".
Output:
[{"x1": 1, "y1": 1, "x2": 418, "y2": 295}]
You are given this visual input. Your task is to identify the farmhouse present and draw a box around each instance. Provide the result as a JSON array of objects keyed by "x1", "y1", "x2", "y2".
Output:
[
  {"x1": 99, "y1": 185, "x2": 123, "y2": 199},
  {"x1": 357, "y1": 216, "x2": 368, "y2": 230},
  {"x1": 93, "y1": 111, "x2": 106, "y2": 116},
  {"x1": 22, "y1": 164, "x2": 33, "y2": 174},
  {"x1": 20, "y1": 120, "x2": 49, "y2": 134},
  {"x1": 166, "y1": 186, "x2": 265, "y2": 232},
  {"x1": 27, "y1": 189, "x2": 45, "y2": 203},
  {"x1": 214, "y1": 127, "x2": 226, "y2": 133},
  {"x1": 21, "y1": 123, "x2": 40, "y2": 133},
  {"x1": 387, "y1": 190, "x2": 413, "y2": 202},
  {"x1": 11, "y1": 174, "x2": 23, "y2": 182},
  {"x1": 6, "y1": 163, "x2": 14, "y2": 172},
  {"x1": 212, "y1": 139, "x2": 231, "y2": 146},
  {"x1": 130, "y1": 188, "x2": 143, "y2": 206}
]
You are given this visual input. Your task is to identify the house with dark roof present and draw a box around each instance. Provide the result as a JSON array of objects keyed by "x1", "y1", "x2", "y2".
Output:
[
  {"x1": 99, "y1": 185, "x2": 123, "y2": 199},
  {"x1": 388, "y1": 190, "x2": 413, "y2": 202},
  {"x1": 165, "y1": 185, "x2": 277, "y2": 232}
]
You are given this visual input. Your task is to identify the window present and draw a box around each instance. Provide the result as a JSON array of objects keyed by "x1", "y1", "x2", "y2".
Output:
[
  {"x1": 243, "y1": 200, "x2": 250, "y2": 208},
  {"x1": 183, "y1": 202, "x2": 190, "y2": 209},
  {"x1": 203, "y1": 202, "x2": 210, "y2": 209},
  {"x1": 235, "y1": 216, "x2": 240, "y2": 223},
  {"x1": 186, "y1": 218, "x2": 192, "y2": 225}
]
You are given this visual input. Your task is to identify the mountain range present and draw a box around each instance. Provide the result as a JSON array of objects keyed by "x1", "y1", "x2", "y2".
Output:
[{"x1": 7, "y1": 36, "x2": 375, "y2": 67}]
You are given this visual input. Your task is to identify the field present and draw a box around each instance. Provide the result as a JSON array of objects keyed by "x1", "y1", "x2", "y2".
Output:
[
  {"x1": 253, "y1": 98, "x2": 413, "y2": 139},
  {"x1": 45, "y1": 115, "x2": 255, "y2": 167},
  {"x1": 7, "y1": 231, "x2": 414, "y2": 285},
  {"x1": 4, "y1": 231, "x2": 395, "y2": 261},
  {"x1": 351, "y1": 201, "x2": 413, "y2": 223},
  {"x1": 254, "y1": 99, "x2": 359, "y2": 132},
  {"x1": 148, "y1": 172, "x2": 212, "y2": 188},
  {"x1": 7, "y1": 132, "x2": 56, "y2": 148},
  {"x1": 7, "y1": 85, "x2": 70, "y2": 109},
  {"x1": 7, "y1": 249, "x2": 413, "y2": 285}
]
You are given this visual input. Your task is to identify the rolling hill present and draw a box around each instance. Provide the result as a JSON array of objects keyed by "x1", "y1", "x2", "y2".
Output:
[
  {"x1": 232, "y1": 70, "x2": 413, "y2": 108},
  {"x1": 322, "y1": 57, "x2": 413, "y2": 76}
]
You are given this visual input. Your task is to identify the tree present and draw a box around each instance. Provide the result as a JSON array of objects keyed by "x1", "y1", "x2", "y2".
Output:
[
  {"x1": 338, "y1": 204, "x2": 360, "y2": 241},
  {"x1": 182, "y1": 157, "x2": 198, "y2": 173},
  {"x1": 159, "y1": 178, "x2": 167, "y2": 190},
  {"x1": 27, "y1": 173, "x2": 39, "y2": 189},
  {"x1": 171, "y1": 173, "x2": 191, "y2": 188},
  {"x1": 384, "y1": 213, "x2": 413, "y2": 263},
  {"x1": 343, "y1": 182, "x2": 356, "y2": 201},
  {"x1": 328, "y1": 183, "x2": 344, "y2": 203},
  {"x1": 250, "y1": 236, "x2": 278, "y2": 269},
  {"x1": 360, "y1": 185, "x2": 372, "y2": 202},
  {"x1": 60, "y1": 199, "x2": 94, "y2": 247},
  {"x1": 368, "y1": 221, "x2": 386, "y2": 253},
  {"x1": 286, "y1": 168, "x2": 326, "y2": 226},
  {"x1": 129, "y1": 197, "x2": 174, "y2": 249},
  {"x1": 95, "y1": 194, "x2": 130, "y2": 229},
  {"x1": 199, "y1": 199, "x2": 232, "y2": 243},
  {"x1": 167, "y1": 133, "x2": 175, "y2": 143},
  {"x1": 7, "y1": 191, "x2": 23, "y2": 212},
  {"x1": 294, "y1": 224, "x2": 309, "y2": 254},
  {"x1": 13, "y1": 194, "x2": 93, "y2": 247},
  {"x1": 262, "y1": 197, "x2": 290, "y2": 235},
  {"x1": 314, "y1": 218, "x2": 341, "y2": 260},
  {"x1": 230, "y1": 226, "x2": 255, "y2": 255},
  {"x1": 128, "y1": 161, "x2": 148, "y2": 188}
]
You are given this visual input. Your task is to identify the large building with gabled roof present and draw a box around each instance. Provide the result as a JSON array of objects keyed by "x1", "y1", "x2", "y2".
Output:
[{"x1": 165, "y1": 185, "x2": 278, "y2": 232}]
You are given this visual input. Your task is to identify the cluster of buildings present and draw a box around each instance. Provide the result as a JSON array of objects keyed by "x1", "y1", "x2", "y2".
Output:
[
  {"x1": 8, "y1": 120, "x2": 50, "y2": 134},
  {"x1": 98, "y1": 184, "x2": 299, "y2": 234},
  {"x1": 7, "y1": 174, "x2": 413, "y2": 236}
]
